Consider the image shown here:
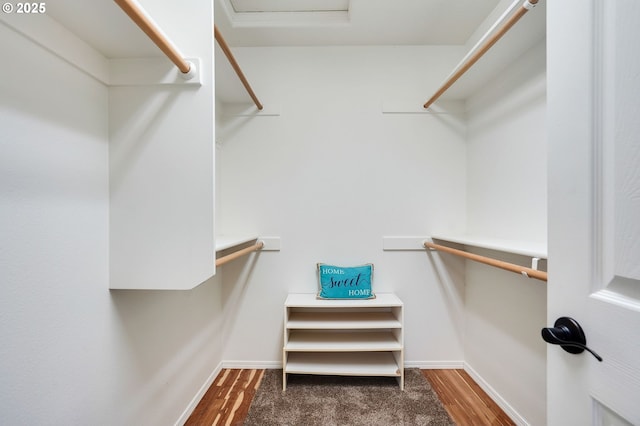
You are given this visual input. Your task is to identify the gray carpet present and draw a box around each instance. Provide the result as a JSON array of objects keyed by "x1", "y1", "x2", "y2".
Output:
[{"x1": 243, "y1": 369, "x2": 454, "y2": 425}]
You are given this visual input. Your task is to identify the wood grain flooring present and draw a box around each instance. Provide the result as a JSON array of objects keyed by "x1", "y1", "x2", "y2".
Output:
[
  {"x1": 422, "y1": 369, "x2": 515, "y2": 426},
  {"x1": 185, "y1": 368, "x2": 515, "y2": 426},
  {"x1": 185, "y1": 369, "x2": 264, "y2": 426}
]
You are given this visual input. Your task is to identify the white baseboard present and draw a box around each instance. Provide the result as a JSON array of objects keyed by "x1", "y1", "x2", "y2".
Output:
[
  {"x1": 405, "y1": 360, "x2": 464, "y2": 369},
  {"x1": 174, "y1": 361, "x2": 223, "y2": 426},
  {"x1": 464, "y1": 363, "x2": 529, "y2": 426},
  {"x1": 222, "y1": 360, "x2": 282, "y2": 369},
  {"x1": 221, "y1": 360, "x2": 464, "y2": 370}
]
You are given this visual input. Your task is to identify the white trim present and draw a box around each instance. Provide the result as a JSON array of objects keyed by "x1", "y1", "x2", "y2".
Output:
[
  {"x1": 405, "y1": 360, "x2": 464, "y2": 369},
  {"x1": 464, "y1": 362, "x2": 528, "y2": 426},
  {"x1": 174, "y1": 361, "x2": 224, "y2": 426},
  {"x1": 222, "y1": 359, "x2": 464, "y2": 370},
  {"x1": 223, "y1": 360, "x2": 283, "y2": 369}
]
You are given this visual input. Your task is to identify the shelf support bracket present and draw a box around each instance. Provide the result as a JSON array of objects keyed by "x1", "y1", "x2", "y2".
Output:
[{"x1": 531, "y1": 257, "x2": 541, "y2": 271}]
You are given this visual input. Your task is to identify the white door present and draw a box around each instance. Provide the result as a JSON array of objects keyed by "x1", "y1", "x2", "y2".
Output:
[{"x1": 547, "y1": 0, "x2": 640, "y2": 425}]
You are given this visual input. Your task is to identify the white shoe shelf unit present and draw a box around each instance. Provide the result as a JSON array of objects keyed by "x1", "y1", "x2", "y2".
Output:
[{"x1": 282, "y1": 293, "x2": 404, "y2": 391}]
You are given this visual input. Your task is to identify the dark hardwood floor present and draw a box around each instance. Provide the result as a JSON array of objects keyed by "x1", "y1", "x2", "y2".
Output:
[{"x1": 185, "y1": 368, "x2": 515, "y2": 426}]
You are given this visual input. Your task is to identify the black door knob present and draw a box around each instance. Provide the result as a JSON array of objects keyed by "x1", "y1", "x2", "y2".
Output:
[{"x1": 541, "y1": 317, "x2": 603, "y2": 362}]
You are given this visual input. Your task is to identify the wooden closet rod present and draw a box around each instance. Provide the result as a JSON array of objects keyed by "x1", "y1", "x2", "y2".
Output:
[
  {"x1": 424, "y1": 241, "x2": 547, "y2": 282},
  {"x1": 114, "y1": 0, "x2": 194, "y2": 77},
  {"x1": 216, "y1": 241, "x2": 264, "y2": 267},
  {"x1": 214, "y1": 26, "x2": 264, "y2": 110},
  {"x1": 423, "y1": 0, "x2": 539, "y2": 109}
]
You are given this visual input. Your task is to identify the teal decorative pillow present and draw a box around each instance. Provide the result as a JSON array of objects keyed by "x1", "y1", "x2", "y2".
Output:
[{"x1": 317, "y1": 263, "x2": 375, "y2": 299}]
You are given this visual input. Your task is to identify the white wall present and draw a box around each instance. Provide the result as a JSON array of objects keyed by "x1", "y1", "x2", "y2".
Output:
[
  {"x1": 216, "y1": 46, "x2": 468, "y2": 367},
  {"x1": 0, "y1": 13, "x2": 224, "y2": 426},
  {"x1": 216, "y1": 42, "x2": 547, "y2": 424},
  {"x1": 464, "y1": 41, "x2": 547, "y2": 426},
  {"x1": 466, "y1": 42, "x2": 547, "y2": 242}
]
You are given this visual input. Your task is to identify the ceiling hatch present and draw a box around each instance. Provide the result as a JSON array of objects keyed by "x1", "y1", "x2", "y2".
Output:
[
  {"x1": 230, "y1": 0, "x2": 349, "y2": 13},
  {"x1": 226, "y1": 0, "x2": 350, "y2": 25}
]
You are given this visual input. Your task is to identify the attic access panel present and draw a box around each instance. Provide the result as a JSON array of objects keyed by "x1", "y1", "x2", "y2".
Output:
[{"x1": 230, "y1": 0, "x2": 349, "y2": 13}]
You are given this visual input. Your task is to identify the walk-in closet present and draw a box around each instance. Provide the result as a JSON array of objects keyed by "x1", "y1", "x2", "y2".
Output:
[{"x1": 2, "y1": 0, "x2": 639, "y2": 425}]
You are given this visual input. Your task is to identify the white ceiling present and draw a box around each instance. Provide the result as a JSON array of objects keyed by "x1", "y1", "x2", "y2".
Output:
[
  {"x1": 214, "y1": 0, "x2": 546, "y2": 103},
  {"x1": 45, "y1": 0, "x2": 545, "y2": 103},
  {"x1": 46, "y1": 0, "x2": 506, "y2": 57},
  {"x1": 215, "y1": 0, "x2": 504, "y2": 47}
]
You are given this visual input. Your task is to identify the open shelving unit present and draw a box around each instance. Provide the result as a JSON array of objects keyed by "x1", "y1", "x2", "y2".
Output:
[{"x1": 282, "y1": 293, "x2": 404, "y2": 391}]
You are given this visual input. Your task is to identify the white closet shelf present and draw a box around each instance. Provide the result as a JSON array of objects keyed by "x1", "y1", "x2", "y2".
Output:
[
  {"x1": 286, "y1": 312, "x2": 402, "y2": 330},
  {"x1": 430, "y1": 235, "x2": 547, "y2": 259},
  {"x1": 215, "y1": 235, "x2": 259, "y2": 252},
  {"x1": 285, "y1": 352, "x2": 401, "y2": 377},
  {"x1": 285, "y1": 331, "x2": 402, "y2": 352},
  {"x1": 285, "y1": 293, "x2": 403, "y2": 308}
]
